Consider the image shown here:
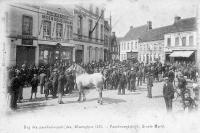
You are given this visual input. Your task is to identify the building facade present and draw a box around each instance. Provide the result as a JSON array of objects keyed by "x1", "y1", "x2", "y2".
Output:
[
  {"x1": 119, "y1": 22, "x2": 151, "y2": 62},
  {"x1": 138, "y1": 25, "x2": 172, "y2": 64},
  {"x1": 72, "y1": 4, "x2": 105, "y2": 64},
  {"x1": 38, "y1": 4, "x2": 74, "y2": 66},
  {"x1": 5, "y1": 3, "x2": 107, "y2": 66},
  {"x1": 139, "y1": 40, "x2": 164, "y2": 64},
  {"x1": 164, "y1": 17, "x2": 197, "y2": 63},
  {"x1": 6, "y1": 3, "x2": 39, "y2": 66}
]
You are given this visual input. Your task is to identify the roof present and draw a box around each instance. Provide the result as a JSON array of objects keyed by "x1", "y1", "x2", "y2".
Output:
[
  {"x1": 139, "y1": 25, "x2": 172, "y2": 42},
  {"x1": 122, "y1": 25, "x2": 149, "y2": 41},
  {"x1": 139, "y1": 17, "x2": 196, "y2": 43}
]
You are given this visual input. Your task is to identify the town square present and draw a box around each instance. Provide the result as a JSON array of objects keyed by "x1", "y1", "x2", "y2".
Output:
[{"x1": 1, "y1": 0, "x2": 200, "y2": 133}]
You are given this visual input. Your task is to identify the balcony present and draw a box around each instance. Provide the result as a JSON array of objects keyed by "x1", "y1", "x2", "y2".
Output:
[{"x1": 73, "y1": 33, "x2": 104, "y2": 45}]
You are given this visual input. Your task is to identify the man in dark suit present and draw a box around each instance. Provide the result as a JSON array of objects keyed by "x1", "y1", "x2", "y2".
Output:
[
  {"x1": 10, "y1": 71, "x2": 21, "y2": 110},
  {"x1": 18, "y1": 64, "x2": 27, "y2": 102},
  {"x1": 163, "y1": 77, "x2": 174, "y2": 112}
]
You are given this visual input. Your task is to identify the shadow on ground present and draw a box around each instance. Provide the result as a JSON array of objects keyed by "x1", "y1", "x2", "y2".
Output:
[
  {"x1": 152, "y1": 95, "x2": 163, "y2": 98},
  {"x1": 15, "y1": 102, "x2": 55, "y2": 113},
  {"x1": 124, "y1": 92, "x2": 142, "y2": 95}
]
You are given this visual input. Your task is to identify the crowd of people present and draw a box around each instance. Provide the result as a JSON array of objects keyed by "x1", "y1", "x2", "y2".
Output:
[{"x1": 6, "y1": 59, "x2": 199, "y2": 111}]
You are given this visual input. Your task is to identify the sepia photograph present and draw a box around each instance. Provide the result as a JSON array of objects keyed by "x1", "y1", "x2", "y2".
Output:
[{"x1": 0, "y1": 0, "x2": 200, "y2": 132}]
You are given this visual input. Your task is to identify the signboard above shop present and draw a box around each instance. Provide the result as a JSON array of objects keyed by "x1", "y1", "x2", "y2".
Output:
[{"x1": 42, "y1": 10, "x2": 73, "y2": 25}]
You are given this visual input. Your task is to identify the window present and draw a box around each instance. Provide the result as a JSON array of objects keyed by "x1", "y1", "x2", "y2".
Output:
[
  {"x1": 77, "y1": 16, "x2": 82, "y2": 35},
  {"x1": 22, "y1": 15, "x2": 33, "y2": 35},
  {"x1": 43, "y1": 21, "x2": 51, "y2": 37},
  {"x1": 66, "y1": 25, "x2": 73, "y2": 39},
  {"x1": 167, "y1": 38, "x2": 171, "y2": 47},
  {"x1": 69, "y1": 25, "x2": 73, "y2": 39},
  {"x1": 96, "y1": 7, "x2": 99, "y2": 16},
  {"x1": 135, "y1": 42, "x2": 137, "y2": 49},
  {"x1": 175, "y1": 37, "x2": 179, "y2": 46},
  {"x1": 88, "y1": 19, "x2": 93, "y2": 40},
  {"x1": 22, "y1": 15, "x2": 33, "y2": 45},
  {"x1": 182, "y1": 37, "x2": 186, "y2": 46},
  {"x1": 100, "y1": 24, "x2": 103, "y2": 42},
  {"x1": 56, "y1": 23, "x2": 63, "y2": 38},
  {"x1": 95, "y1": 23, "x2": 99, "y2": 42},
  {"x1": 101, "y1": 10, "x2": 104, "y2": 19},
  {"x1": 127, "y1": 43, "x2": 130, "y2": 50},
  {"x1": 124, "y1": 43, "x2": 126, "y2": 50},
  {"x1": 189, "y1": 36, "x2": 193, "y2": 46},
  {"x1": 131, "y1": 42, "x2": 133, "y2": 50}
]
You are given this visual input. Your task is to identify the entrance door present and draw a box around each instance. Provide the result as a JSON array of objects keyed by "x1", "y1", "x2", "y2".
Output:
[
  {"x1": 75, "y1": 50, "x2": 83, "y2": 64},
  {"x1": 16, "y1": 46, "x2": 35, "y2": 66}
]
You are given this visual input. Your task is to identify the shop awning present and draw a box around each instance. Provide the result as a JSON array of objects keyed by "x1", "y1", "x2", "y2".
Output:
[{"x1": 169, "y1": 51, "x2": 194, "y2": 57}]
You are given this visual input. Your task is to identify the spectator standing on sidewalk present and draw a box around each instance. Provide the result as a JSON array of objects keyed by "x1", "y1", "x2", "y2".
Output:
[
  {"x1": 18, "y1": 64, "x2": 27, "y2": 102},
  {"x1": 118, "y1": 69, "x2": 126, "y2": 95},
  {"x1": 30, "y1": 74, "x2": 39, "y2": 100},
  {"x1": 57, "y1": 70, "x2": 66, "y2": 104},
  {"x1": 129, "y1": 68, "x2": 136, "y2": 92},
  {"x1": 39, "y1": 69, "x2": 46, "y2": 94},
  {"x1": 10, "y1": 71, "x2": 21, "y2": 110},
  {"x1": 163, "y1": 77, "x2": 174, "y2": 112},
  {"x1": 147, "y1": 66, "x2": 154, "y2": 98}
]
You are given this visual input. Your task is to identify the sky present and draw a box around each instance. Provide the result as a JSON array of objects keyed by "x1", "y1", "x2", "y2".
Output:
[
  {"x1": 103, "y1": 0, "x2": 200, "y2": 37},
  {"x1": 3, "y1": 0, "x2": 200, "y2": 37}
]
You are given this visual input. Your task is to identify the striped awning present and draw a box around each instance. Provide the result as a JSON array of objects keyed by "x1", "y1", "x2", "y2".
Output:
[{"x1": 169, "y1": 51, "x2": 194, "y2": 57}]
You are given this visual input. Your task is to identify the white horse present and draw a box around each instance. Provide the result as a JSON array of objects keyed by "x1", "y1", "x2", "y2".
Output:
[{"x1": 66, "y1": 64, "x2": 104, "y2": 104}]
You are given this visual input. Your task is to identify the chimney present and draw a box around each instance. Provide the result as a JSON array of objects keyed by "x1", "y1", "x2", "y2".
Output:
[
  {"x1": 147, "y1": 21, "x2": 152, "y2": 30},
  {"x1": 174, "y1": 16, "x2": 181, "y2": 23},
  {"x1": 130, "y1": 26, "x2": 133, "y2": 30}
]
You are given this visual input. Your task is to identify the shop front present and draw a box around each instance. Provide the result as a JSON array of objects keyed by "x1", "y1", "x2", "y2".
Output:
[
  {"x1": 39, "y1": 44, "x2": 73, "y2": 66},
  {"x1": 169, "y1": 50, "x2": 196, "y2": 63}
]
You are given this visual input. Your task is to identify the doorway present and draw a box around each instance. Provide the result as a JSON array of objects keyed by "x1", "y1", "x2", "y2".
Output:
[{"x1": 16, "y1": 46, "x2": 35, "y2": 66}]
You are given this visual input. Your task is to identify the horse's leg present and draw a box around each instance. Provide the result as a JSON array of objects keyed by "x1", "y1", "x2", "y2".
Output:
[
  {"x1": 77, "y1": 91, "x2": 81, "y2": 101},
  {"x1": 97, "y1": 87, "x2": 103, "y2": 105},
  {"x1": 77, "y1": 84, "x2": 82, "y2": 102},
  {"x1": 82, "y1": 89, "x2": 86, "y2": 101},
  {"x1": 99, "y1": 90, "x2": 103, "y2": 105}
]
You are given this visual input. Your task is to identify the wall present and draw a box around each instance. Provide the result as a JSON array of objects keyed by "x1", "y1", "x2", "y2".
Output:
[
  {"x1": 164, "y1": 31, "x2": 197, "y2": 48},
  {"x1": 138, "y1": 40, "x2": 164, "y2": 64},
  {"x1": 120, "y1": 39, "x2": 139, "y2": 61},
  {"x1": 73, "y1": 5, "x2": 105, "y2": 64},
  {"x1": 7, "y1": 4, "x2": 39, "y2": 66}
]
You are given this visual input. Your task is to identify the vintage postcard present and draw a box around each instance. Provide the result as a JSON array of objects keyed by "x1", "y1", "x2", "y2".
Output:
[{"x1": 0, "y1": 0, "x2": 200, "y2": 133}]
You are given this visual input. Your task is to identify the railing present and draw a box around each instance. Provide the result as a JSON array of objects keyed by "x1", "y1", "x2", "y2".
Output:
[{"x1": 73, "y1": 33, "x2": 104, "y2": 45}]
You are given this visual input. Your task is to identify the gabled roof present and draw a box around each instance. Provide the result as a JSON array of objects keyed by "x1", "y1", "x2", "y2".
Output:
[
  {"x1": 122, "y1": 25, "x2": 149, "y2": 41},
  {"x1": 139, "y1": 17, "x2": 196, "y2": 43}
]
